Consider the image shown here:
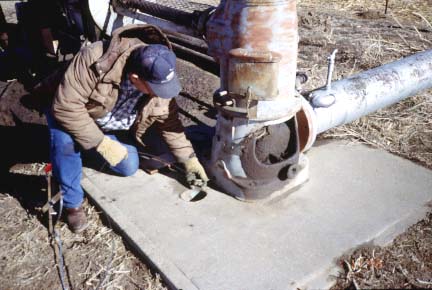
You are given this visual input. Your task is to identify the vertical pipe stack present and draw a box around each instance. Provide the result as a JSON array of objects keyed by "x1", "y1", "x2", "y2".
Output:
[
  {"x1": 206, "y1": 0, "x2": 308, "y2": 200},
  {"x1": 207, "y1": 0, "x2": 299, "y2": 104}
]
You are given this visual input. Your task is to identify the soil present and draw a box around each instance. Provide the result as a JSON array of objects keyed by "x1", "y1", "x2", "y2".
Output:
[{"x1": 1, "y1": 0, "x2": 431, "y2": 289}]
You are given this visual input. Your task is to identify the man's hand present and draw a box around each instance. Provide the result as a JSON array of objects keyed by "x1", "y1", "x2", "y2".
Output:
[
  {"x1": 96, "y1": 136, "x2": 128, "y2": 166},
  {"x1": 183, "y1": 157, "x2": 209, "y2": 187}
]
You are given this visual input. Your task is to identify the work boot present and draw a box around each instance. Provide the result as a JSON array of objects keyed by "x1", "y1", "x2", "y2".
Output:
[{"x1": 65, "y1": 206, "x2": 89, "y2": 233}]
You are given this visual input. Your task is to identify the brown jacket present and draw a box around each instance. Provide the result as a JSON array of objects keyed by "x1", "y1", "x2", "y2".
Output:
[{"x1": 52, "y1": 24, "x2": 194, "y2": 161}]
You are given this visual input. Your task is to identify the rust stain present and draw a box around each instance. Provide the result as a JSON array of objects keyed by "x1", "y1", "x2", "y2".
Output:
[{"x1": 207, "y1": 0, "x2": 299, "y2": 99}]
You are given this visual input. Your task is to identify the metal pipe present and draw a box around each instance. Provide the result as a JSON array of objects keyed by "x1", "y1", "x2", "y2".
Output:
[
  {"x1": 89, "y1": 0, "x2": 204, "y2": 36},
  {"x1": 116, "y1": 0, "x2": 214, "y2": 28},
  {"x1": 309, "y1": 49, "x2": 432, "y2": 134},
  {"x1": 326, "y1": 49, "x2": 338, "y2": 91},
  {"x1": 114, "y1": 5, "x2": 197, "y2": 36},
  {"x1": 165, "y1": 31, "x2": 209, "y2": 54},
  {"x1": 170, "y1": 42, "x2": 219, "y2": 75},
  {"x1": 206, "y1": 0, "x2": 299, "y2": 101},
  {"x1": 117, "y1": 0, "x2": 194, "y2": 26}
]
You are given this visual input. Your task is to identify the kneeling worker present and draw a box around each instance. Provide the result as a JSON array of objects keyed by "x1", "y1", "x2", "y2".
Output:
[{"x1": 43, "y1": 25, "x2": 208, "y2": 233}]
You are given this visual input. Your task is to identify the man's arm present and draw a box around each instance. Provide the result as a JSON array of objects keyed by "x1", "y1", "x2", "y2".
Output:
[
  {"x1": 156, "y1": 99, "x2": 209, "y2": 185},
  {"x1": 156, "y1": 99, "x2": 195, "y2": 162},
  {"x1": 52, "y1": 42, "x2": 105, "y2": 150}
]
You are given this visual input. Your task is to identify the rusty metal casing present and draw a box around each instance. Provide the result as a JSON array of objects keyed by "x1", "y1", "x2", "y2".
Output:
[{"x1": 206, "y1": 0, "x2": 299, "y2": 105}]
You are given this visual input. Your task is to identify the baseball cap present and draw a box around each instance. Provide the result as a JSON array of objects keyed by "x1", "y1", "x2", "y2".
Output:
[{"x1": 128, "y1": 44, "x2": 181, "y2": 99}]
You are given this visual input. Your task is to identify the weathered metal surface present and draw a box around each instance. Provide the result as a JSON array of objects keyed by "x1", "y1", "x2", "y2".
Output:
[
  {"x1": 210, "y1": 149, "x2": 309, "y2": 200},
  {"x1": 310, "y1": 49, "x2": 432, "y2": 134},
  {"x1": 214, "y1": 94, "x2": 302, "y2": 121},
  {"x1": 240, "y1": 119, "x2": 299, "y2": 180},
  {"x1": 296, "y1": 97, "x2": 318, "y2": 152},
  {"x1": 206, "y1": 0, "x2": 305, "y2": 200},
  {"x1": 209, "y1": 111, "x2": 308, "y2": 200},
  {"x1": 228, "y1": 48, "x2": 281, "y2": 100},
  {"x1": 206, "y1": 0, "x2": 298, "y2": 101}
]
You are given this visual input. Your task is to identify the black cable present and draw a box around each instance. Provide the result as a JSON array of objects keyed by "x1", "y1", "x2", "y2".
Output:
[
  {"x1": 54, "y1": 228, "x2": 68, "y2": 290},
  {"x1": 138, "y1": 151, "x2": 186, "y2": 173},
  {"x1": 51, "y1": 193, "x2": 69, "y2": 290}
]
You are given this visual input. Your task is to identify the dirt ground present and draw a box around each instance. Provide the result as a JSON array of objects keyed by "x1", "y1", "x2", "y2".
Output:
[{"x1": 1, "y1": 0, "x2": 432, "y2": 289}]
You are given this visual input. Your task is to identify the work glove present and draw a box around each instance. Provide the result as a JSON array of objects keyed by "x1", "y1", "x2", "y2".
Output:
[
  {"x1": 96, "y1": 136, "x2": 128, "y2": 167},
  {"x1": 183, "y1": 157, "x2": 209, "y2": 187}
]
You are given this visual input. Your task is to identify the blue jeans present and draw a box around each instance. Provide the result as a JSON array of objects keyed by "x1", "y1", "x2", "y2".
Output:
[{"x1": 46, "y1": 112, "x2": 139, "y2": 208}]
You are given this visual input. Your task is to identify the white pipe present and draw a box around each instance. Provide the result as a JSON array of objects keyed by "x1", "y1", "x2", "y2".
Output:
[
  {"x1": 88, "y1": 0, "x2": 196, "y2": 36},
  {"x1": 310, "y1": 49, "x2": 432, "y2": 134},
  {"x1": 325, "y1": 49, "x2": 338, "y2": 91},
  {"x1": 88, "y1": 0, "x2": 119, "y2": 35},
  {"x1": 115, "y1": 6, "x2": 197, "y2": 36}
]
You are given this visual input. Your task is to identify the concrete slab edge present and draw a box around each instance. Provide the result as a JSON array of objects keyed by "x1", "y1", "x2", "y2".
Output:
[
  {"x1": 297, "y1": 203, "x2": 432, "y2": 290},
  {"x1": 81, "y1": 176, "x2": 199, "y2": 290},
  {"x1": 372, "y1": 204, "x2": 432, "y2": 245}
]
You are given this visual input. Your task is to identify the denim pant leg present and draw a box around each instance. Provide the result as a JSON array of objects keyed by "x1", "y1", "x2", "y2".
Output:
[
  {"x1": 104, "y1": 134, "x2": 139, "y2": 177},
  {"x1": 46, "y1": 113, "x2": 84, "y2": 209}
]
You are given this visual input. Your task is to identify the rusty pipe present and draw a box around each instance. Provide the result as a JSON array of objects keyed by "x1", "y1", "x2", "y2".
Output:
[
  {"x1": 207, "y1": 0, "x2": 308, "y2": 201},
  {"x1": 308, "y1": 49, "x2": 432, "y2": 135},
  {"x1": 207, "y1": 0, "x2": 299, "y2": 104}
]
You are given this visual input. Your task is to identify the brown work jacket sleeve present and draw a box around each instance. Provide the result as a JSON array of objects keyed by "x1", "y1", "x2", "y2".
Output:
[
  {"x1": 155, "y1": 99, "x2": 195, "y2": 163},
  {"x1": 52, "y1": 44, "x2": 105, "y2": 150}
]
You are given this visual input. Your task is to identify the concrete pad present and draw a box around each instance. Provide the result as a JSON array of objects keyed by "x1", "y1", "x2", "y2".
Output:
[{"x1": 81, "y1": 141, "x2": 432, "y2": 290}]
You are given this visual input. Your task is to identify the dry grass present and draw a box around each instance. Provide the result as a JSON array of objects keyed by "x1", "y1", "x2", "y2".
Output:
[
  {"x1": 61, "y1": 201, "x2": 167, "y2": 290},
  {"x1": 0, "y1": 189, "x2": 167, "y2": 290},
  {"x1": 321, "y1": 94, "x2": 432, "y2": 169},
  {"x1": 297, "y1": 2, "x2": 432, "y2": 288},
  {"x1": 315, "y1": 21, "x2": 432, "y2": 169},
  {"x1": 331, "y1": 213, "x2": 432, "y2": 289},
  {"x1": 299, "y1": 0, "x2": 432, "y2": 27},
  {"x1": 297, "y1": 0, "x2": 432, "y2": 170}
]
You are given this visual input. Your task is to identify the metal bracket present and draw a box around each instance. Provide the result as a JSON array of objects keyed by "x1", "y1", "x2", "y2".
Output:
[
  {"x1": 42, "y1": 192, "x2": 62, "y2": 214},
  {"x1": 213, "y1": 89, "x2": 258, "y2": 118}
]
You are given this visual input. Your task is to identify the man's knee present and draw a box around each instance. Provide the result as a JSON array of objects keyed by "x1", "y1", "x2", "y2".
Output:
[
  {"x1": 50, "y1": 128, "x2": 80, "y2": 155},
  {"x1": 52, "y1": 136, "x2": 80, "y2": 156},
  {"x1": 113, "y1": 154, "x2": 139, "y2": 176}
]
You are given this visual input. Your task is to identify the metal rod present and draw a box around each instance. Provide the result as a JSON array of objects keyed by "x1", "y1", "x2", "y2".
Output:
[
  {"x1": 309, "y1": 49, "x2": 432, "y2": 134},
  {"x1": 165, "y1": 31, "x2": 208, "y2": 55},
  {"x1": 115, "y1": 5, "x2": 196, "y2": 36},
  {"x1": 171, "y1": 42, "x2": 219, "y2": 75},
  {"x1": 326, "y1": 49, "x2": 338, "y2": 91}
]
